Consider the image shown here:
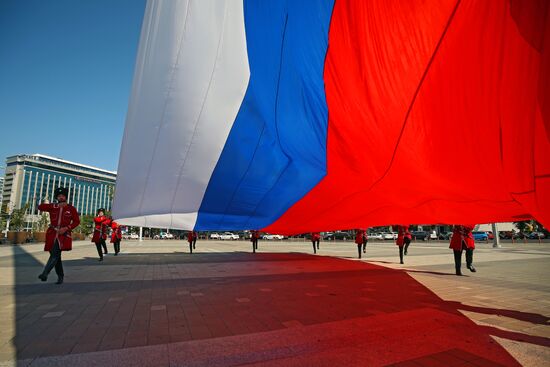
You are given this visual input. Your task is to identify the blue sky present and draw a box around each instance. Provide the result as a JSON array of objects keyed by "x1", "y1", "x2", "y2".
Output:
[{"x1": 0, "y1": 0, "x2": 146, "y2": 173}]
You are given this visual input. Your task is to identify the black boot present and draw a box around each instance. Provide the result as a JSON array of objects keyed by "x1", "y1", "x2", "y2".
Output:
[
  {"x1": 399, "y1": 247, "x2": 404, "y2": 264},
  {"x1": 467, "y1": 264, "x2": 476, "y2": 272},
  {"x1": 55, "y1": 276, "x2": 64, "y2": 285},
  {"x1": 38, "y1": 274, "x2": 47, "y2": 282}
]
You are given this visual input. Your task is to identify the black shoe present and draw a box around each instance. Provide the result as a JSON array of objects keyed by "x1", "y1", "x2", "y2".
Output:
[
  {"x1": 193, "y1": 245, "x2": 196, "y2": 249},
  {"x1": 363, "y1": 250, "x2": 366, "y2": 253},
  {"x1": 468, "y1": 265, "x2": 477, "y2": 273},
  {"x1": 114, "y1": 253, "x2": 118, "y2": 256},
  {"x1": 38, "y1": 274, "x2": 47, "y2": 282},
  {"x1": 55, "y1": 277, "x2": 63, "y2": 285},
  {"x1": 400, "y1": 261, "x2": 404, "y2": 264},
  {"x1": 98, "y1": 258, "x2": 103, "y2": 262},
  {"x1": 404, "y1": 250, "x2": 408, "y2": 255},
  {"x1": 456, "y1": 270, "x2": 463, "y2": 276}
]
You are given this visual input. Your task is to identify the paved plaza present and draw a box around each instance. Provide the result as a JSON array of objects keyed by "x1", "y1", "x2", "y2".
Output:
[{"x1": 0, "y1": 238, "x2": 548, "y2": 366}]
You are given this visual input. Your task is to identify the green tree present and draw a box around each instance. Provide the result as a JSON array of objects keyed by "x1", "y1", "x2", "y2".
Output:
[
  {"x1": 34, "y1": 213, "x2": 49, "y2": 232},
  {"x1": 9, "y1": 204, "x2": 29, "y2": 231},
  {"x1": 74, "y1": 215, "x2": 95, "y2": 236}
]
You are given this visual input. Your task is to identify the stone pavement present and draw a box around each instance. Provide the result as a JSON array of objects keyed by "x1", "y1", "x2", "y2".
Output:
[{"x1": 0, "y1": 238, "x2": 548, "y2": 366}]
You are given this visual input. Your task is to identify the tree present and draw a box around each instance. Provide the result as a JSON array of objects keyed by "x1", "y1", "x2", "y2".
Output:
[
  {"x1": 34, "y1": 213, "x2": 49, "y2": 232},
  {"x1": 9, "y1": 205, "x2": 28, "y2": 231},
  {"x1": 74, "y1": 215, "x2": 95, "y2": 236}
]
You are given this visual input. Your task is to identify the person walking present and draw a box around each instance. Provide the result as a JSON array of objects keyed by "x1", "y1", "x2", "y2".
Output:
[
  {"x1": 110, "y1": 220, "x2": 122, "y2": 255},
  {"x1": 37, "y1": 187, "x2": 80, "y2": 284},
  {"x1": 92, "y1": 208, "x2": 110, "y2": 261},
  {"x1": 251, "y1": 230, "x2": 259, "y2": 253},
  {"x1": 362, "y1": 230, "x2": 368, "y2": 254},
  {"x1": 394, "y1": 225, "x2": 410, "y2": 264},
  {"x1": 187, "y1": 230, "x2": 197, "y2": 253},
  {"x1": 355, "y1": 229, "x2": 365, "y2": 259},
  {"x1": 311, "y1": 232, "x2": 321, "y2": 254},
  {"x1": 450, "y1": 224, "x2": 477, "y2": 275},
  {"x1": 403, "y1": 225, "x2": 412, "y2": 255}
]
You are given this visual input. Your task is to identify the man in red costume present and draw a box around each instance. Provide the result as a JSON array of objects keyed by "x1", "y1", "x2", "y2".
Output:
[
  {"x1": 394, "y1": 225, "x2": 412, "y2": 264},
  {"x1": 450, "y1": 225, "x2": 477, "y2": 276},
  {"x1": 187, "y1": 230, "x2": 197, "y2": 253},
  {"x1": 110, "y1": 220, "x2": 122, "y2": 255},
  {"x1": 310, "y1": 232, "x2": 321, "y2": 254},
  {"x1": 38, "y1": 187, "x2": 80, "y2": 284},
  {"x1": 92, "y1": 208, "x2": 110, "y2": 261},
  {"x1": 355, "y1": 229, "x2": 365, "y2": 259},
  {"x1": 250, "y1": 230, "x2": 260, "y2": 253}
]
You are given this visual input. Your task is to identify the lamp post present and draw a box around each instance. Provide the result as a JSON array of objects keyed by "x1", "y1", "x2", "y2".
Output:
[{"x1": 492, "y1": 223, "x2": 501, "y2": 248}]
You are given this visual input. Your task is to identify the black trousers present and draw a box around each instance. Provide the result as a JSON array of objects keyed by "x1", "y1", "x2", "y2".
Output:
[
  {"x1": 113, "y1": 240, "x2": 121, "y2": 254},
  {"x1": 357, "y1": 244, "x2": 362, "y2": 258},
  {"x1": 42, "y1": 239, "x2": 64, "y2": 277},
  {"x1": 362, "y1": 239, "x2": 368, "y2": 252},
  {"x1": 453, "y1": 242, "x2": 474, "y2": 273},
  {"x1": 404, "y1": 237, "x2": 411, "y2": 253},
  {"x1": 312, "y1": 240, "x2": 319, "y2": 253},
  {"x1": 252, "y1": 239, "x2": 258, "y2": 252},
  {"x1": 398, "y1": 246, "x2": 404, "y2": 263},
  {"x1": 95, "y1": 239, "x2": 106, "y2": 259}
]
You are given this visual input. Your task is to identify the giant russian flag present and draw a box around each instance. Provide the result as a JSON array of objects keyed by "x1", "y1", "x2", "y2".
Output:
[{"x1": 113, "y1": 0, "x2": 550, "y2": 234}]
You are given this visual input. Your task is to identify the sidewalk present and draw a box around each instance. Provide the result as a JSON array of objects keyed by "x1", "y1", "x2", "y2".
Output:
[{"x1": 0, "y1": 239, "x2": 548, "y2": 366}]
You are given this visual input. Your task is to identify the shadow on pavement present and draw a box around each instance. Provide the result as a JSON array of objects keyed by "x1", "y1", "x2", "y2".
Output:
[{"x1": 10, "y1": 248, "x2": 529, "y2": 366}]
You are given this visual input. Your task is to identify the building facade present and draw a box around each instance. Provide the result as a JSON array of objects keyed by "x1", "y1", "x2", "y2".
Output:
[{"x1": 1, "y1": 154, "x2": 116, "y2": 218}]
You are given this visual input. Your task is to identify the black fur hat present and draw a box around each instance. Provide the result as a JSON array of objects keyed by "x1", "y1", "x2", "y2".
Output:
[{"x1": 54, "y1": 187, "x2": 69, "y2": 199}]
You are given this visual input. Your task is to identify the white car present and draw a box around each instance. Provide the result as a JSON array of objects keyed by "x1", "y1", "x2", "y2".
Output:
[
  {"x1": 209, "y1": 233, "x2": 220, "y2": 239},
  {"x1": 429, "y1": 231, "x2": 437, "y2": 240},
  {"x1": 369, "y1": 233, "x2": 383, "y2": 240},
  {"x1": 163, "y1": 233, "x2": 174, "y2": 239},
  {"x1": 219, "y1": 232, "x2": 239, "y2": 240},
  {"x1": 262, "y1": 234, "x2": 284, "y2": 240},
  {"x1": 381, "y1": 232, "x2": 397, "y2": 240},
  {"x1": 129, "y1": 233, "x2": 139, "y2": 240}
]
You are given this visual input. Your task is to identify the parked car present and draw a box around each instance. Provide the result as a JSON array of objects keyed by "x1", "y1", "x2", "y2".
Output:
[
  {"x1": 380, "y1": 232, "x2": 397, "y2": 240},
  {"x1": 486, "y1": 231, "x2": 495, "y2": 240},
  {"x1": 262, "y1": 234, "x2": 285, "y2": 240},
  {"x1": 368, "y1": 233, "x2": 384, "y2": 240},
  {"x1": 209, "y1": 233, "x2": 220, "y2": 239},
  {"x1": 429, "y1": 231, "x2": 437, "y2": 240},
  {"x1": 219, "y1": 232, "x2": 239, "y2": 240},
  {"x1": 411, "y1": 231, "x2": 429, "y2": 241},
  {"x1": 472, "y1": 231, "x2": 488, "y2": 241},
  {"x1": 528, "y1": 232, "x2": 546, "y2": 239},
  {"x1": 499, "y1": 231, "x2": 515, "y2": 239},
  {"x1": 129, "y1": 233, "x2": 139, "y2": 240},
  {"x1": 323, "y1": 231, "x2": 351, "y2": 241}
]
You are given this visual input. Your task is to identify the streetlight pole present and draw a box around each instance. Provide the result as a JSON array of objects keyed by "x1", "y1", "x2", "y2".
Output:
[{"x1": 492, "y1": 223, "x2": 501, "y2": 248}]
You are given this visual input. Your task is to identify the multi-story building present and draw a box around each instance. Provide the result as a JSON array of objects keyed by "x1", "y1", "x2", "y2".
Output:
[
  {"x1": 1, "y1": 154, "x2": 116, "y2": 219},
  {"x1": 0, "y1": 176, "x2": 4, "y2": 201}
]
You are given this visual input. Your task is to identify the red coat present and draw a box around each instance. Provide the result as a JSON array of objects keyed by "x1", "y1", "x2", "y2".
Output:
[
  {"x1": 110, "y1": 221, "x2": 122, "y2": 243},
  {"x1": 92, "y1": 216, "x2": 110, "y2": 243},
  {"x1": 250, "y1": 230, "x2": 260, "y2": 240},
  {"x1": 355, "y1": 229, "x2": 365, "y2": 244},
  {"x1": 311, "y1": 232, "x2": 321, "y2": 242},
  {"x1": 37, "y1": 203, "x2": 80, "y2": 251},
  {"x1": 396, "y1": 225, "x2": 411, "y2": 247},
  {"x1": 449, "y1": 225, "x2": 476, "y2": 250},
  {"x1": 187, "y1": 231, "x2": 197, "y2": 242}
]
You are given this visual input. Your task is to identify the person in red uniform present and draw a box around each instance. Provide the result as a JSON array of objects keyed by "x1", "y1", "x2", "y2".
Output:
[
  {"x1": 362, "y1": 230, "x2": 368, "y2": 253},
  {"x1": 92, "y1": 208, "x2": 110, "y2": 261},
  {"x1": 394, "y1": 225, "x2": 411, "y2": 264},
  {"x1": 250, "y1": 230, "x2": 260, "y2": 253},
  {"x1": 311, "y1": 232, "x2": 321, "y2": 254},
  {"x1": 110, "y1": 220, "x2": 122, "y2": 255},
  {"x1": 37, "y1": 187, "x2": 80, "y2": 284},
  {"x1": 187, "y1": 230, "x2": 197, "y2": 253},
  {"x1": 449, "y1": 224, "x2": 477, "y2": 275},
  {"x1": 355, "y1": 229, "x2": 365, "y2": 258}
]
